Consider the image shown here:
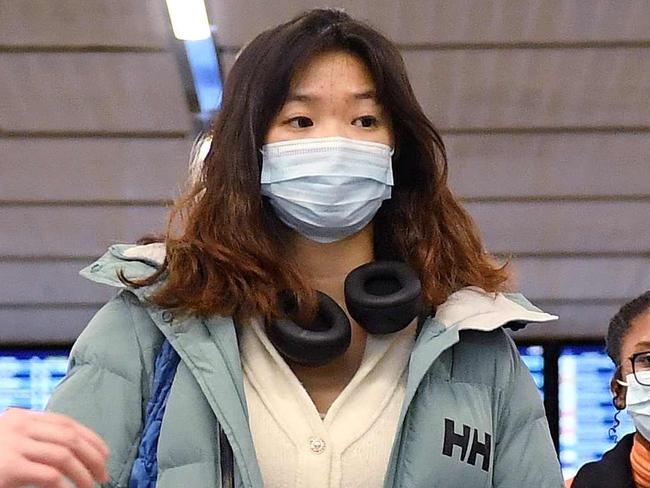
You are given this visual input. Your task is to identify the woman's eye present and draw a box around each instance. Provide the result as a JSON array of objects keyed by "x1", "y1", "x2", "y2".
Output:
[
  {"x1": 353, "y1": 115, "x2": 378, "y2": 128},
  {"x1": 288, "y1": 116, "x2": 314, "y2": 128}
]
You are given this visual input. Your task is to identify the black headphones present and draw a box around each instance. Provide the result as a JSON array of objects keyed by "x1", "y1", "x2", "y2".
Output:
[{"x1": 267, "y1": 261, "x2": 423, "y2": 366}]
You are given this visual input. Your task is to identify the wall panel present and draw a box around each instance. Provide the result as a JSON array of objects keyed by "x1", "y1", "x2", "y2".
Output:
[
  {"x1": 0, "y1": 206, "x2": 168, "y2": 258},
  {"x1": 401, "y1": 48, "x2": 650, "y2": 129},
  {"x1": 466, "y1": 200, "x2": 650, "y2": 254},
  {"x1": 0, "y1": 307, "x2": 96, "y2": 344},
  {"x1": 0, "y1": 0, "x2": 170, "y2": 48},
  {"x1": 510, "y1": 301, "x2": 623, "y2": 339},
  {"x1": 512, "y1": 256, "x2": 650, "y2": 300},
  {"x1": 0, "y1": 53, "x2": 192, "y2": 132},
  {"x1": 208, "y1": 0, "x2": 650, "y2": 46},
  {"x1": 1, "y1": 138, "x2": 193, "y2": 201},
  {"x1": 446, "y1": 133, "x2": 650, "y2": 198},
  {"x1": 0, "y1": 261, "x2": 114, "y2": 305}
]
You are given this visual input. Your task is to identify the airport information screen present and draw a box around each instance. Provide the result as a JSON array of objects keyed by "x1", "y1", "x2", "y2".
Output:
[
  {"x1": 0, "y1": 349, "x2": 69, "y2": 411},
  {"x1": 558, "y1": 345, "x2": 635, "y2": 478}
]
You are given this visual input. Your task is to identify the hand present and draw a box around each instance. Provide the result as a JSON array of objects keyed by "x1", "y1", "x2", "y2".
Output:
[{"x1": 0, "y1": 408, "x2": 109, "y2": 488}]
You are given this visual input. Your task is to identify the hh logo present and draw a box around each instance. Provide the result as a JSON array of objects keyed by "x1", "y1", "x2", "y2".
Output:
[{"x1": 442, "y1": 418, "x2": 492, "y2": 472}]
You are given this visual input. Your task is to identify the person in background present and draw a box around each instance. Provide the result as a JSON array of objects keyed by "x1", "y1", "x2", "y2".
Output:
[
  {"x1": 0, "y1": 408, "x2": 109, "y2": 488},
  {"x1": 45, "y1": 8, "x2": 563, "y2": 487},
  {"x1": 566, "y1": 290, "x2": 650, "y2": 488}
]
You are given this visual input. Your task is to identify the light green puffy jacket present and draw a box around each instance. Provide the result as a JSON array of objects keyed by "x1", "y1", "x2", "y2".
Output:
[{"x1": 47, "y1": 244, "x2": 565, "y2": 487}]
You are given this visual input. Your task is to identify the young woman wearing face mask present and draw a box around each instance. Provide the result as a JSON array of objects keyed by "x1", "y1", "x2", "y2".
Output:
[
  {"x1": 45, "y1": 9, "x2": 564, "y2": 488},
  {"x1": 566, "y1": 291, "x2": 650, "y2": 488}
]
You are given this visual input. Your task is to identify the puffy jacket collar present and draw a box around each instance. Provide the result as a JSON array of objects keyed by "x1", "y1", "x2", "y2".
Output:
[
  {"x1": 79, "y1": 243, "x2": 164, "y2": 287},
  {"x1": 81, "y1": 243, "x2": 557, "y2": 330}
]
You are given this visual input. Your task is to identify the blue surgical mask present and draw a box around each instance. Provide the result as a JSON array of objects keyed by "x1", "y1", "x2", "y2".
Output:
[{"x1": 260, "y1": 137, "x2": 394, "y2": 243}]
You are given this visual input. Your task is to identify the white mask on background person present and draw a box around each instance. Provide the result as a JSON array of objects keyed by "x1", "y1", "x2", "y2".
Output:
[
  {"x1": 260, "y1": 137, "x2": 394, "y2": 243},
  {"x1": 619, "y1": 371, "x2": 650, "y2": 439}
]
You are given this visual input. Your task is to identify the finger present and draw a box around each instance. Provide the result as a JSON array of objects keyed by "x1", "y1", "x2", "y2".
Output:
[
  {"x1": 10, "y1": 409, "x2": 108, "y2": 458},
  {"x1": 26, "y1": 423, "x2": 109, "y2": 483},
  {"x1": 33, "y1": 411, "x2": 110, "y2": 458},
  {"x1": 5, "y1": 458, "x2": 70, "y2": 488},
  {"x1": 22, "y1": 440, "x2": 96, "y2": 488},
  {"x1": 2, "y1": 406, "x2": 37, "y2": 424}
]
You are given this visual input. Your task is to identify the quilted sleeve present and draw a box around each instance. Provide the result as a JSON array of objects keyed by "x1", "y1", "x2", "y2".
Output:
[{"x1": 46, "y1": 293, "x2": 158, "y2": 488}]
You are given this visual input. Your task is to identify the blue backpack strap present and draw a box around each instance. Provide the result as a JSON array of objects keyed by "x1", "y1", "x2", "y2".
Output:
[{"x1": 129, "y1": 339, "x2": 180, "y2": 488}]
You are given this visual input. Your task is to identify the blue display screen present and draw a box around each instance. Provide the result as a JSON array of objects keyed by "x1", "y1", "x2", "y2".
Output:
[
  {"x1": 518, "y1": 345, "x2": 545, "y2": 400},
  {"x1": 0, "y1": 349, "x2": 69, "y2": 412},
  {"x1": 559, "y1": 345, "x2": 635, "y2": 478}
]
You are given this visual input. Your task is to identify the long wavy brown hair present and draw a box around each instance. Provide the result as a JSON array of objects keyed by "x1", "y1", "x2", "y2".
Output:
[{"x1": 133, "y1": 8, "x2": 509, "y2": 323}]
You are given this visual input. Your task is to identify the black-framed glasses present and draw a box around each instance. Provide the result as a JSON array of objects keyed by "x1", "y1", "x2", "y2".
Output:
[{"x1": 629, "y1": 351, "x2": 650, "y2": 386}]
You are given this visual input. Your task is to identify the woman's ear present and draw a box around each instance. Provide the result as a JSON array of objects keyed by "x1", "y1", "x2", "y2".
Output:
[{"x1": 611, "y1": 368, "x2": 627, "y2": 410}]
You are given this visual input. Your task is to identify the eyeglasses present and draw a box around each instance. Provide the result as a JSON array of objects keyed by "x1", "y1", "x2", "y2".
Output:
[{"x1": 629, "y1": 351, "x2": 650, "y2": 386}]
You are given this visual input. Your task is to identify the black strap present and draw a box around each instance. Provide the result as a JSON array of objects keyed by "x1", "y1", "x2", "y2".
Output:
[{"x1": 219, "y1": 423, "x2": 234, "y2": 488}]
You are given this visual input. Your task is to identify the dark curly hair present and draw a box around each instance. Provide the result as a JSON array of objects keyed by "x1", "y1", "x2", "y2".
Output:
[{"x1": 606, "y1": 290, "x2": 650, "y2": 366}]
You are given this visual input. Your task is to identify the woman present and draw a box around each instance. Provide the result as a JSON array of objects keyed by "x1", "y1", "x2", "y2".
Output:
[
  {"x1": 566, "y1": 290, "x2": 650, "y2": 488},
  {"x1": 47, "y1": 9, "x2": 563, "y2": 487}
]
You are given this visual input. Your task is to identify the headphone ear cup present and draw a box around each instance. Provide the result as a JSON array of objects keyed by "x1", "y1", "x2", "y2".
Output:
[
  {"x1": 344, "y1": 261, "x2": 422, "y2": 334},
  {"x1": 267, "y1": 291, "x2": 352, "y2": 366}
]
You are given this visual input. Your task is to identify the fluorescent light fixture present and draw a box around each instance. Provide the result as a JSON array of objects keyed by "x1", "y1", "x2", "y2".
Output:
[{"x1": 165, "y1": 0, "x2": 211, "y2": 41}]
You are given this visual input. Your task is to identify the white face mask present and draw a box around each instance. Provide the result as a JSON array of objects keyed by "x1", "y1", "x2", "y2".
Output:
[
  {"x1": 260, "y1": 137, "x2": 394, "y2": 243},
  {"x1": 619, "y1": 371, "x2": 650, "y2": 439}
]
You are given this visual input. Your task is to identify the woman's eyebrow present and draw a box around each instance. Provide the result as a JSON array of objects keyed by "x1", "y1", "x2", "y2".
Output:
[
  {"x1": 351, "y1": 89, "x2": 377, "y2": 100},
  {"x1": 631, "y1": 341, "x2": 650, "y2": 353}
]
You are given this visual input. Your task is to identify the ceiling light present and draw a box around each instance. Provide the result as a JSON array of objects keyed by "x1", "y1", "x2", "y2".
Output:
[{"x1": 165, "y1": 0, "x2": 211, "y2": 41}]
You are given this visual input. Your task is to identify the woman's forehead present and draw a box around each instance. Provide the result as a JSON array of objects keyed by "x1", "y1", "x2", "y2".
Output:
[
  {"x1": 288, "y1": 51, "x2": 376, "y2": 94},
  {"x1": 623, "y1": 309, "x2": 650, "y2": 351}
]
